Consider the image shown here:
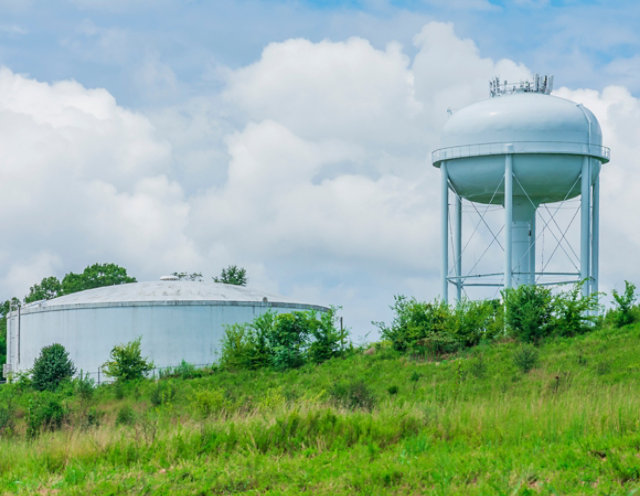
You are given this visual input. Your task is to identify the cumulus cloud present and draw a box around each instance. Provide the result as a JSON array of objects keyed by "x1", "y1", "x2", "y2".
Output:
[
  {"x1": 3, "y1": 21, "x2": 640, "y2": 338},
  {"x1": 554, "y1": 85, "x2": 640, "y2": 293},
  {"x1": 0, "y1": 67, "x2": 199, "y2": 297}
]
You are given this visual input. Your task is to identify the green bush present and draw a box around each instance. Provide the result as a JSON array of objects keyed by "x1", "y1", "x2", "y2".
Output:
[
  {"x1": 375, "y1": 296, "x2": 502, "y2": 355},
  {"x1": 503, "y1": 285, "x2": 554, "y2": 343},
  {"x1": 192, "y1": 389, "x2": 227, "y2": 418},
  {"x1": 74, "y1": 372, "x2": 95, "y2": 401},
  {"x1": 267, "y1": 312, "x2": 310, "y2": 370},
  {"x1": 329, "y1": 380, "x2": 376, "y2": 411},
  {"x1": 31, "y1": 343, "x2": 76, "y2": 391},
  {"x1": 513, "y1": 344, "x2": 539, "y2": 373},
  {"x1": 0, "y1": 407, "x2": 13, "y2": 436},
  {"x1": 103, "y1": 337, "x2": 153, "y2": 382},
  {"x1": 26, "y1": 392, "x2": 66, "y2": 438},
  {"x1": 173, "y1": 360, "x2": 198, "y2": 379},
  {"x1": 611, "y1": 281, "x2": 637, "y2": 327},
  {"x1": 551, "y1": 282, "x2": 599, "y2": 337},
  {"x1": 116, "y1": 405, "x2": 136, "y2": 426},
  {"x1": 220, "y1": 309, "x2": 345, "y2": 371},
  {"x1": 149, "y1": 381, "x2": 177, "y2": 406},
  {"x1": 308, "y1": 308, "x2": 347, "y2": 364},
  {"x1": 375, "y1": 296, "x2": 451, "y2": 353}
]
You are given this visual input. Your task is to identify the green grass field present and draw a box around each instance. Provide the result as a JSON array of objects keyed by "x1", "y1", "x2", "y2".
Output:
[{"x1": 2, "y1": 322, "x2": 640, "y2": 495}]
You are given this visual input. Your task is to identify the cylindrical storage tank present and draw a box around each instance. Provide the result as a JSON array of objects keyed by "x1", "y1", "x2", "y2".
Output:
[
  {"x1": 4, "y1": 280, "x2": 327, "y2": 380},
  {"x1": 432, "y1": 79, "x2": 609, "y2": 298}
]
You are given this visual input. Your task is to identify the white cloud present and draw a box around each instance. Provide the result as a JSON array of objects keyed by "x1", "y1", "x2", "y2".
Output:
[
  {"x1": 554, "y1": 85, "x2": 640, "y2": 293},
  {"x1": 0, "y1": 66, "x2": 198, "y2": 291},
  {"x1": 3, "y1": 20, "x2": 640, "y2": 340}
]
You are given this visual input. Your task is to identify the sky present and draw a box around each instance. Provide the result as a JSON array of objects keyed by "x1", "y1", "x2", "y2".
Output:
[{"x1": 1, "y1": 0, "x2": 639, "y2": 342}]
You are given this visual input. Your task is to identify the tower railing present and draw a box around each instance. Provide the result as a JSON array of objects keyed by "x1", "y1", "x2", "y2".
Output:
[{"x1": 432, "y1": 141, "x2": 610, "y2": 164}]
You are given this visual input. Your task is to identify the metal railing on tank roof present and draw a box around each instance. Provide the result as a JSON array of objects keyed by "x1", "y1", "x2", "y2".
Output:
[{"x1": 431, "y1": 141, "x2": 610, "y2": 164}]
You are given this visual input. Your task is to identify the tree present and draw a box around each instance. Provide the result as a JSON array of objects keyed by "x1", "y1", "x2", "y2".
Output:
[
  {"x1": 61, "y1": 263, "x2": 136, "y2": 295},
  {"x1": 103, "y1": 338, "x2": 153, "y2": 381},
  {"x1": 213, "y1": 265, "x2": 247, "y2": 286},
  {"x1": 24, "y1": 276, "x2": 63, "y2": 303},
  {"x1": 31, "y1": 343, "x2": 76, "y2": 391}
]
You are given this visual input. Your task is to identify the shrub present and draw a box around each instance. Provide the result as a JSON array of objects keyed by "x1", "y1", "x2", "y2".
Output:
[
  {"x1": 26, "y1": 392, "x2": 66, "y2": 437},
  {"x1": 220, "y1": 309, "x2": 345, "y2": 371},
  {"x1": 31, "y1": 343, "x2": 76, "y2": 391},
  {"x1": 513, "y1": 344, "x2": 539, "y2": 373},
  {"x1": 116, "y1": 405, "x2": 136, "y2": 426},
  {"x1": 103, "y1": 337, "x2": 153, "y2": 382},
  {"x1": 611, "y1": 280, "x2": 637, "y2": 327},
  {"x1": 450, "y1": 299, "x2": 503, "y2": 347},
  {"x1": 0, "y1": 407, "x2": 13, "y2": 436},
  {"x1": 307, "y1": 308, "x2": 346, "y2": 364},
  {"x1": 192, "y1": 389, "x2": 227, "y2": 418},
  {"x1": 267, "y1": 312, "x2": 310, "y2": 370},
  {"x1": 551, "y1": 282, "x2": 599, "y2": 337},
  {"x1": 174, "y1": 360, "x2": 198, "y2": 379},
  {"x1": 220, "y1": 319, "x2": 270, "y2": 370},
  {"x1": 74, "y1": 372, "x2": 95, "y2": 401},
  {"x1": 329, "y1": 380, "x2": 376, "y2": 411},
  {"x1": 376, "y1": 296, "x2": 503, "y2": 356},
  {"x1": 503, "y1": 285, "x2": 553, "y2": 343},
  {"x1": 375, "y1": 296, "x2": 453, "y2": 353},
  {"x1": 150, "y1": 381, "x2": 177, "y2": 406}
]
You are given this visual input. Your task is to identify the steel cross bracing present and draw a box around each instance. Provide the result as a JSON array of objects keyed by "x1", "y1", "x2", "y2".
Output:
[{"x1": 444, "y1": 171, "x2": 588, "y2": 299}]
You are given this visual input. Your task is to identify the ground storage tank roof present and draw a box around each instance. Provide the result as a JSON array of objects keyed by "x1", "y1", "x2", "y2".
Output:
[{"x1": 20, "y1": 281, "x2": 327, "y2": 313}]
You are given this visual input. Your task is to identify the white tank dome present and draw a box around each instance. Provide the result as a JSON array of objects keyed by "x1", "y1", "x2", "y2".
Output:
[
  {"x1": 432, "y1": 92, "x2": 609, "y2": 205},
  {"x1": 441, "y1": 93, "x2": 602, "y2": 148},
  {"x1": 5, "y1": 281, "x2": 327, "y2": 380}
]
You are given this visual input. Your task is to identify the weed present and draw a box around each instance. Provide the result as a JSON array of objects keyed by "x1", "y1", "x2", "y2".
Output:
[{"x1": 387, "y1": 385, "x2": 399, "y2": 396}]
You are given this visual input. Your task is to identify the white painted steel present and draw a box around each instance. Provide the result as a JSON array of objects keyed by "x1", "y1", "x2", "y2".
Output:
[
  {"x1": 433, "y1": 88, "x2": 609, "y2": 297},
  {"x1": 592, "y1": 174, "x2": 600, "y2": 298},
  {"x1": 504, "y1": 154, "x2": 513, "y2": 289},
  {"x1": 441, "y1": 161, "x2": 449, "y2": 302},
  {"x1": 4, "y1": 281, "x2": 327, "y2": 379},
  {"x1": 581, "y1": 157, "x2": 591, "y2": 296},
  {"x1": 455, "y1": 194, "x2": 462, "y2": 303}
]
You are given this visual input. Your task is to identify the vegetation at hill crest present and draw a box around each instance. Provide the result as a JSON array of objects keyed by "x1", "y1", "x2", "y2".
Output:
[{"x1": 0, "y1": 280, "x2": 639, "y2": 494}]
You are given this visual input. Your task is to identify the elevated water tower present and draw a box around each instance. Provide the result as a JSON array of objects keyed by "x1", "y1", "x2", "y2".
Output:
[{"x1": 432, "y1": 75, "x2": 610, "y2": 302}]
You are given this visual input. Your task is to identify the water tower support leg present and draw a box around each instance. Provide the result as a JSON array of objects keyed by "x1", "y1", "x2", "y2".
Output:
[
  {"x1": 441, "y1": 162, "x2": 449, "y2": 303},
  {"x1": 504, "y1": 154, "x2": 513, "y2": 290},
  {"x1": 529, "y1": 212, "x2": 536, "y2": 285},
  {"x1": 455, "y1": 194, "x2": 462, "y2": 303},
  {"x1": 580, "y1": 157, "x2": 591, "y2": 297},
  {"x1": 591, "y1": 172, "x2": 600, "y2": 301}
]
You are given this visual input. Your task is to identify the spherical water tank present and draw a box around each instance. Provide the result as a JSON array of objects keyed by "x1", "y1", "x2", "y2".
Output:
[{"x1": 433, "y1": 92, "x2": 609, "y2": 205}]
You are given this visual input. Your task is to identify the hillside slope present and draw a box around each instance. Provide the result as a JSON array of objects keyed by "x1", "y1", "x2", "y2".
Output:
[{"x1": 1, "y1": 323, "x2": 640, "y2": 494}]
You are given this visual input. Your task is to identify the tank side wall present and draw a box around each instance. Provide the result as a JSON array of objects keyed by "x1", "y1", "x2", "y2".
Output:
[{"x1": 15, "y1": 304, "x2": 317, "y2": 377}]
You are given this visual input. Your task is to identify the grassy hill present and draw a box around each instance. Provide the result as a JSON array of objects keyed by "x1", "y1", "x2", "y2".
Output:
[{"x1": 2, "y1": 322, "x2": 640, "y2": 494}]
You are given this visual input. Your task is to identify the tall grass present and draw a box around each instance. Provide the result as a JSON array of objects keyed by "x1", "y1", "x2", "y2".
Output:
[{"x1": 1, "y1": 322, "x2": 640, "y2": 494}]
